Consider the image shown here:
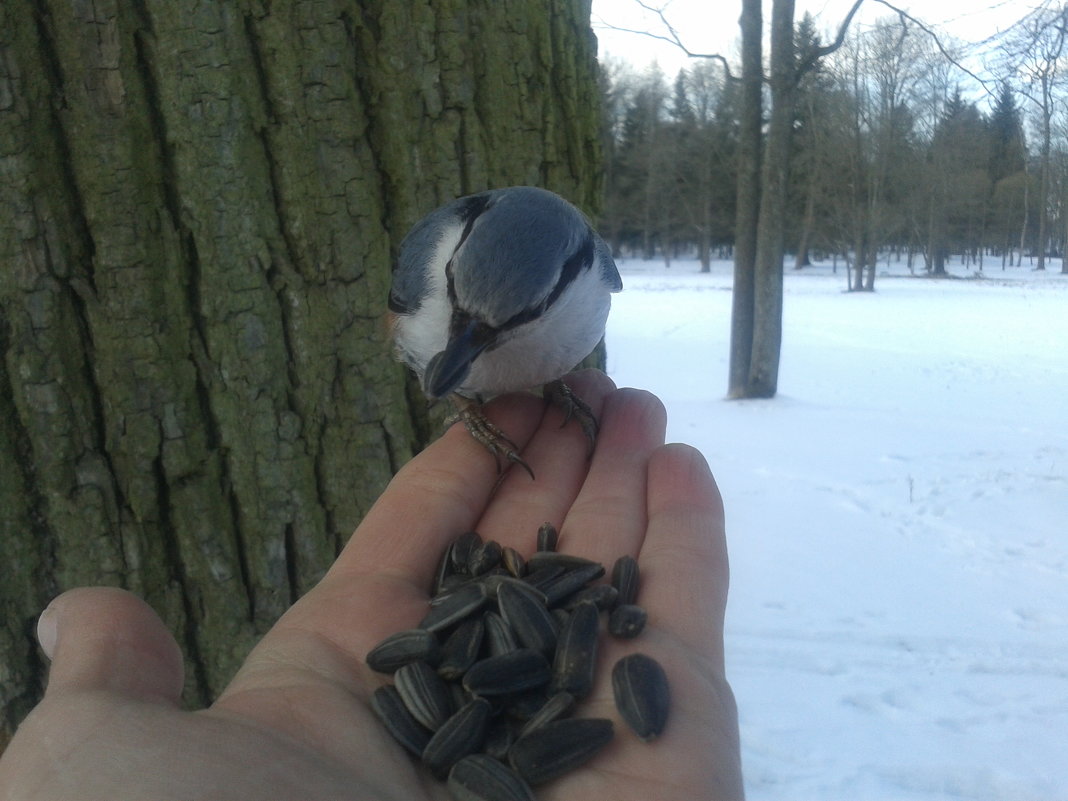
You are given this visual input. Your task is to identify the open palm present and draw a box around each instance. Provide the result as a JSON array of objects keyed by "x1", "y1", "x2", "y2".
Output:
[{"x1": 0, "y1": 371, "x2": 743, "y2": 801}]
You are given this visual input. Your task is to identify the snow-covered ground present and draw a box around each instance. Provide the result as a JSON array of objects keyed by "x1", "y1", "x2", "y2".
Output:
[{"x1": 605, "y1": 256, "x2": 1068, "y2": 801}]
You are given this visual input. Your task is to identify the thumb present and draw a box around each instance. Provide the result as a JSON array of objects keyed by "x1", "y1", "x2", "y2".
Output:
[{"x1": 38, "y1": 587, "x2": 185, "y2": 705}]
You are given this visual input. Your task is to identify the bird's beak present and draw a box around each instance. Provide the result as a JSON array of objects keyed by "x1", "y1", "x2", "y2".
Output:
[{"x1": 424, "y1": 318, "x2": 496, "y2": 399}]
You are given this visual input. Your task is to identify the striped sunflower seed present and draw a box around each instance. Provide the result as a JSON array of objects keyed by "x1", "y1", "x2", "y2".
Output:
[
  {"x1": 447, "y1": 754, "x2": 537, "y2": 801},
  {"x1": 365, "y1": 628, "x2": 441, "y2": 673},
  {"x1": 437, "y1": 618, "x2": 485, "y2": 681},
  {"x1": 450, "y1": 530, "x2": 483, "y2": 573},
  {"x1": 611, "y1": 554, "x2": 640, "y2": 606},
  {"x1": 497, "y1": 581, "x2": 558, "y2": 656},
  {"x1": 541, "y1": 562, "x2": 607, "y2": 607},
  {"x1": 482, "y1": 610, "x2": 518, "y2": 657},
  {"x1": 608, "y1": 603, "x2": 647, "y2": 639},
  {"x1": 561, "y1": 583, "x2": 618, "y2": 611},
  {"x1": 419, "y1": 581, "x2": 488, "y2": 632},
  {"x1": 468, "y1": 539, "x2": 503, "y2": 576},
  {"x1": 463, "y1": 648, "x2": 551, "y2": 697},
  {"x1": 422, "y1": 697, "x2": 492, "y2": 778},
  {"x1": 520, "y1": 564, "x2": 565, "y2": 593},
  {"x1": 612, "y1": 652, "x2": 670, "y2": 741},
  {"x1": 370, "y1": 685, "x2": 431, "y2": 757},
  {"x1": 508, "y1": 717, "x2": 614, "y2": 785},
  {"x1": 525, "y1": 551, "x2": 600, "y2": 573},
  {"x1": 394, "y1": 660, "x2": 453, "y2": 731},
  {"x1": 536, "y1": 522, "x2": 558, "y2": 552},
  {"x1": 550, "y1": 600, "x2": 600, "y2": 698},
  {"x1": 517, "y1": 691, "x2": 574, "y2": 738},
  {"x1": 502, "y1": 545, "x2": 525, "y2": 578},
  {"x1": 482, "y1": 718, "x2": 518, "y2": 760}
]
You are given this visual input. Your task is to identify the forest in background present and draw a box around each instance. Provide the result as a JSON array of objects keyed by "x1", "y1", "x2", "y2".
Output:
[{"x1": 597, "y1": 6, "x2": 1068, "y2": 288}]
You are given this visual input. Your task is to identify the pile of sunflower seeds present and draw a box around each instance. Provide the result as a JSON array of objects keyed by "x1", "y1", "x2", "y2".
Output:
[{"x1": 365, "y1": 524, "x2": 670, "y2": 801}]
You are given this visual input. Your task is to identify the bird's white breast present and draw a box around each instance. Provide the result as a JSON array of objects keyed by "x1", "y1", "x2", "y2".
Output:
[{"x1": 456, "y1": 263, "x2": 612, "y2": 397}]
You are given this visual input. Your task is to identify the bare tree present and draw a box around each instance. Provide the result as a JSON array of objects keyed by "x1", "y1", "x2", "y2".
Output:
[{"x1": 1000, "y1": 3, "x2": 1068, "y2": 270}]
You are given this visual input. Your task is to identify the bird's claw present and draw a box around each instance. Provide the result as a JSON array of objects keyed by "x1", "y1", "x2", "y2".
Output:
[
  {"x1": 450, "y1": 398, "x2": 536, "y2": 480},
  {"x1": 545, "y1": 379, "x2": 598, "y2": 457}
]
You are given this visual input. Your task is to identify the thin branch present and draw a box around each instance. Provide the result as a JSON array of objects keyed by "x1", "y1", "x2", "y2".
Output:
[
  {"x1": 594, "y1": 1, "x2": 736, "y2": 80},
  {"x1": 868, "y1": 0, "x2": 994, "y2": 94},
  {"x1": 798, "y1": 0, "x2": 864, "y2": 75}
]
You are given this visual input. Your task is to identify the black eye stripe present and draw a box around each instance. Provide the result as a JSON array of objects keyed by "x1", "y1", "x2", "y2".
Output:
[
  {"x1": 498, "y1": 233, "x2": 593, "y2": 332},
  {"x1": 446, "y1": 193, "x2": 495, "y2": 307}
]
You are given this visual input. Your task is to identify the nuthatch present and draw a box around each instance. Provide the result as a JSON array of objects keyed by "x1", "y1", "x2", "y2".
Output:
[{"x1": 388, "y1": 186, "x2": 622, "y2": 476}]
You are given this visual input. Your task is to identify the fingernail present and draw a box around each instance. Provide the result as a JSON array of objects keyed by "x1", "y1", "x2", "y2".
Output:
[{"x1": 37, "y1": 602, "x2": 59, "y2": 660}]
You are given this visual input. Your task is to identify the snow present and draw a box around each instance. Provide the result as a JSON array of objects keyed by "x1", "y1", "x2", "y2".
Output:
[{"x1": 604, "y1": 256, "x2": 1068, "y2": 801}]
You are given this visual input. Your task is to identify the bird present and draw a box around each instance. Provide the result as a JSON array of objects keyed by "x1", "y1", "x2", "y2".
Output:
[{"x1": 387, "y1": 186, "x2": 622, "y2": 477}]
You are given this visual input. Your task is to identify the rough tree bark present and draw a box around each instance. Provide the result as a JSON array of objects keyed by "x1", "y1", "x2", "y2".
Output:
[
  {"x1": 0, "y1": 0, "x2": 604, "y2": 744},
  {"x1": 727, "y1": 0, "x2": 762, "y2": 398},
  {"x1": 746, "y1": 0, "x2": 796, "y2": 397},
  {"x1": 729, "y1": 0, "x2": 793, "y2": 398}
]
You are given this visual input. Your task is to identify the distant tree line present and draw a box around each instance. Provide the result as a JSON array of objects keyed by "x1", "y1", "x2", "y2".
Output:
[{"x1": 598, "y1": 7, "x2": 1068, "y2": 284}]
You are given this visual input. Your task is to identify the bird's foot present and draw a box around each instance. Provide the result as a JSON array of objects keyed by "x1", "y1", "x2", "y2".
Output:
[
  {"x1": 544, "y1": 379, "x2": 598, "y2": 457},
  {"x1": 449, "y1": 396, "x2": 535, "y2": 480}
]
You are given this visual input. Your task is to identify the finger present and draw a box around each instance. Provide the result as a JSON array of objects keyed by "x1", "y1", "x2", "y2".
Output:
[
  {"x1": 556, "y1": 388, "x2": 668, "y2": 564},
  {"x1": 639, "y1": 443, "x2": 729, "y2": 669},
  {"x1": 329, "y1": 390, "x2": 547, "y2": 589},
  {"x1": 37, "y1": 587, "x2": 184, "y2": 704},
  {"x1": 475, "y1": 369, "x2": 617, "y2": 549},
  {"x1": 227, "y1": 391, "x2": 552, "y2": 695}
]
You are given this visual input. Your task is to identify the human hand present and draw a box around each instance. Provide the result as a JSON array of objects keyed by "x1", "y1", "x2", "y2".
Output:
[{"x1": 0, "y1": 371, "x2": 743, "y2": 800}]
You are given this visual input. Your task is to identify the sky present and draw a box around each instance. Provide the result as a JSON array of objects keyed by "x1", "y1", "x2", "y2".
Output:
[{"x1": 591, "y1": 0, "x2": 1043, "y2": 81}]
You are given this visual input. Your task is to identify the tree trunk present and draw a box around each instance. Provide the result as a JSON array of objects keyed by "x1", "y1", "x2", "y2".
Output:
[
  {"x1": 794, "y1": 178, "x2": 817, "y2": 270},
  {"x1": 728, "y1": 0, "x2": 763, "y2": 397},
  {"x1": 0, "y1": 0, "x2": 604, "y2": 743},
  {"x1": 745, "y1": 0, "x2": 796, "y2": 397}
]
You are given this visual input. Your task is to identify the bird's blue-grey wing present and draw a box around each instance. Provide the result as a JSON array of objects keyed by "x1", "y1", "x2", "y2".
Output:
[
  {"x1": 593, "y1": 231, "x2": 622, "y2": 292},
  {"x1": 388, "y1": 193, "x2": 494, "y2": 315},
  {"x1": 449, "y1": 188, "x2": 586, "y2": 325}
]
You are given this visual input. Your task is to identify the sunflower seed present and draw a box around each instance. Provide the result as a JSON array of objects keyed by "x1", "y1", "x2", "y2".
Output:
[
  {"x1": 479, "y1": 575, "x2": 547, "y2": 606},
  {"x1": 395, "y1": 660, "x2": 454, "y2": 731},
  {"x1": 370, "y1": 685, "x2": 431, "y2": 757},
  {"x1": 422, "y1": 697, "x2": 492, "y2": 778},
  {"x1": 419, "y1": 581, "x2": 488, "y2": 632},
  {"x1": 561, "y1": 583, "x2": 619, "y2": 611},
  {"x1": 497, "y1": 581, "x2": 558, "y2": 656},
  {"x1": 450, "y1": 530, "x2": 483, "y2": 573},
  {"x1": 611, "y1": 555, "x2": 640, "y2": 606},
  {"x1": 520, "y1": 564, "x2": 566, "y2": 593},
  {"x1": 468, "y1": 539, "x2": 503, "y2": 576},
  {"x1": 483, "y1": 719, "x2": 518, "y2": 760},
  {"x1": 435, "y1": 572, "x2": 472, "y2": 596},
  {"x1": 433, "y1": 542, "x2": 455, "y2": 595},
  {"x1": 449, "y1": 680, "x2": 471, "y2": 712},
  {"x1": 541, "y1": 562, "x2": 607, "y2": 607},
  {"x1": 551, "y1": 607, "x2": 571, "y2": 629},
  {"x1": 608, "y1": 604, "x2": 647, "y2": 639},
  {"x1": 525, "y1": 551, "x2": 600, "y2": 573},
  {"x1": 482, "y1": 610, "x2": 518, "y2": 657},
  {"x1": 447, "y1": 754, "x2": 537, "y2": 801},
  {"x1": 508, "y1": 717, "x2": 614, "y2": 785},
  {"x1": 503, "y1": 687, "x2": 549, "y2": 721},
  {"x1": 518, "y1": 691, "x2": 575, "y2": 738},
  {"x1": 438, "y1": 618, "x2": 485, "y2": 680},
  {"x1": 501, "y1": 546, "x2": 526, "y2": 578},
  {"x1": 463, "y1": 648, "x2": 551, "y2": 697},
  {"x1": 550, "y1": 600, "x2": 599, "y2": 698},
  {"x1": 612, "y1": 652, "x2": 670, "y2": 741},
  {"x1": 536, "y1": 522, "x2": 558, "y2": 552},
  {"x1": 366, "y1": 628, "x2": 441, "y2": 673}
]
